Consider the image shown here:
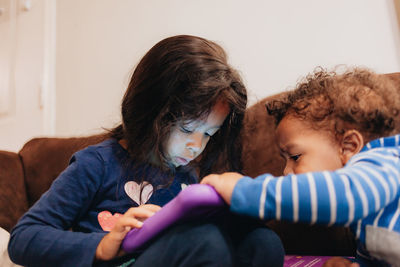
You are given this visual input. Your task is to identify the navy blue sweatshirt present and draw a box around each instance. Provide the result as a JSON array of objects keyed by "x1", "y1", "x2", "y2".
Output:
[{"x1": 8, "y1": 139, "x2": 196, "y2": 267}]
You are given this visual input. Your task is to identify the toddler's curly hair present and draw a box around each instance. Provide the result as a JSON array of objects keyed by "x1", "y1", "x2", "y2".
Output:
[{"x1": 267, "y1": 67, "x2": 400, "y2": 143}]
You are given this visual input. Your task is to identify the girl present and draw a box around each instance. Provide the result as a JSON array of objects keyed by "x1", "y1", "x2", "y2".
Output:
[{"x1": 8, "y1": 35, "x2": 284, "y2": 267}]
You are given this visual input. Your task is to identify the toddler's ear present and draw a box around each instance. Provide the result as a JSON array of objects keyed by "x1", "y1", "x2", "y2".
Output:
[{"x1": 340, "y1": 130, "x2": 364, "y2": 165}]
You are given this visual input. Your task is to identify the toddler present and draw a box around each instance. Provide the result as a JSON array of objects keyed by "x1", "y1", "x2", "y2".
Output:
[{"x1": 202, "y1": 67, "x2": 400, "y2": 266}]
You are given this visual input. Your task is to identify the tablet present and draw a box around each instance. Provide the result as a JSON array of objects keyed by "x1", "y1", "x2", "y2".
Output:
[{"x1": 121, "y1": 184, "x2": 226, "y2": 253}]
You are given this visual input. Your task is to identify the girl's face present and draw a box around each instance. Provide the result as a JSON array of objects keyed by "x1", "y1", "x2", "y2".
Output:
[
  {"x1": 276, "y1": 115, "x2": 343, "y2": 175},
  {"x1": 164, "y1": 100, "x2": 230, "y2": 168}
]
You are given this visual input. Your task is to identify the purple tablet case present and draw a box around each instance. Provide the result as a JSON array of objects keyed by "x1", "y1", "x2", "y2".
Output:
[
  {"x1": 284, "y1": 256, "x2": 334, "y2": 267},
  {"x1": 284, "y1": 255, "x2": 354, "y2": 267},
  {"x1": 122, "y1": 184, "x2": 226, "y2": 253}
]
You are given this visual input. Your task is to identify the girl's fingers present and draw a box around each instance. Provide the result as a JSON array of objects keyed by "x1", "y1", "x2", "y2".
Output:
[
  {"x1": 96, "y1": 205, "x2": 161, "y2": 261},
  {"x1": 111, "y1": 204, "x2": 162, "y2": 235},
  {"x1": 118, "y1": 205, "x2": 161, "y2": 229},
  {"x1": 113, "y1": 216, "x2": 144, "y2": 234},
  {"x1": 125, "y1": 207, "x2": 156, "y2": 219},
  {"x1": 141, "y1": 204, "x2": 162, "y2": 212}
]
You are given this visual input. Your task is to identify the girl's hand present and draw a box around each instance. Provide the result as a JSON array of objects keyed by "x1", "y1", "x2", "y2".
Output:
[
  {"x1": 201, "y1": 172, "x2": 244, "y2": 204},
  {"x1": 95, "y1": 204, "x2": 161, "y2": 261},
  {"x1": 322, "y1": 257, "x2": 359, "y2": 267}
]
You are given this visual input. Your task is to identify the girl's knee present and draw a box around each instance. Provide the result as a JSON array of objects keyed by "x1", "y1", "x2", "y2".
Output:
[
  {"x1": 135, "y1": 223, "x2": 233, "y2": 267},
  {"x1": 238, "y1": 227, "x2": 285, "y2": 267},
  {"x1": 253, "y1": 227, "x2": 283, "y2": 245},
  {"x1": 180, "y1": 223, "x2": 233, "y2": 266},
  {"x1": 186, "y1": 223, "x2": 229, "y2": 248}
]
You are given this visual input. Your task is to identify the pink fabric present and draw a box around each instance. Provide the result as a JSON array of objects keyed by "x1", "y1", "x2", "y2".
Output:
[{"x1": 284, "y1": 255, "x2": 334, "y2": 266}]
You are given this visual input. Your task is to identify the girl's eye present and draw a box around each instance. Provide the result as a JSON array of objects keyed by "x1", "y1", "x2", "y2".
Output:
[
  {"x1": 290, "y1": 154, "x2": 301, "y2": 161},
  {"x1": 180, "y1": 126, "x2": 192, "y2": 134}
]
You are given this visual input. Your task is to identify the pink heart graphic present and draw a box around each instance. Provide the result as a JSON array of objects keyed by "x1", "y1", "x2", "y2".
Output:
[
  {"x1": 124, "y1": 181, "x2": 153, "y2": 205},
  {"x1": 98, "y1": 211, "x2": 123, "y2": 231}
]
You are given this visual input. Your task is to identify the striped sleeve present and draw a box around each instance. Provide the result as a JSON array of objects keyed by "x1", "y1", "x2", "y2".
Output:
[{"x1": 231, "y1": 148, "x2": 400, "y2": 225}]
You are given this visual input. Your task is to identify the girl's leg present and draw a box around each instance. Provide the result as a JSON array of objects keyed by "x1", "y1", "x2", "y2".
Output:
[
  {"x1": 235, "y1": 226, "x2": 285, "y2": 267},
  {"x1": 132, "y1": 221, "x2": 233, "y2": 267},
  {"x1": 220, "y1": 214, "x2": 285, "y2": 267}
]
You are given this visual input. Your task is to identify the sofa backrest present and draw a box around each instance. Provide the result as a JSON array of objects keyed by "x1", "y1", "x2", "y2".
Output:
[
  {"x1": 19, "y1": 134, "x2": 108, "y2": 206},
  {"x1": 241, "y1": 92, "x2": 285, "y2": 177}
]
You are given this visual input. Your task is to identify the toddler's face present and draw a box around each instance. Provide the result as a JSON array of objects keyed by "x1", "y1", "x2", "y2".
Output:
[
  {"x1": 164, "y1": 100, "x2": 230, "y2": 168},
  {"x1": 276, "y1": 115, "x2": 343, "y2": 175}
]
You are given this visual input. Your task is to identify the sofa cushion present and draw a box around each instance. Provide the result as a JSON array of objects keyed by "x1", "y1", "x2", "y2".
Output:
[
  {"x1": 0, "y1": 151, "x2": 28, "y2": 231},
  {"x1": 241, "y1": 92, "x2": 284, "y2": 177},
  {"x1": 19, "y1": 134, "x2": 107, "y2": 206}
]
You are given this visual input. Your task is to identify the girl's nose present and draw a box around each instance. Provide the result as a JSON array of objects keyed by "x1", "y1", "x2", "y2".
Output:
[{"x1": 187, "y1": 133, "x2": 203, "y2": 153}]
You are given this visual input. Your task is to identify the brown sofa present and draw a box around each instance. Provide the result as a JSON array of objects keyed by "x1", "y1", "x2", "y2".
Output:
[{"x1": 1, "y1": 72, "x2": 399, "y2": 257}]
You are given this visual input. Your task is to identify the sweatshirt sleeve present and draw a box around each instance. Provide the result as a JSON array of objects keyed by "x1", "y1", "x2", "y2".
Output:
[
  {"x1": 231, "y1": 148, "x2": 400, "y2": 226},
  {"x1": 8, "y1": 148, "x2": 107, "y2": 267}
]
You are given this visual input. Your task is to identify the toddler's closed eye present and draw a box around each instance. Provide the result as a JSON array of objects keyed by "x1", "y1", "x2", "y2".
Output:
[{"x1": 290, "y1": 154, "x2": 301, "y2": 161}]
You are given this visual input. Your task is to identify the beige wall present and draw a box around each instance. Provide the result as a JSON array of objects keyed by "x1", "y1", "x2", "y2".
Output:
[{"x1": 55, "y1": 0, "x2": 400, "y2": 136}]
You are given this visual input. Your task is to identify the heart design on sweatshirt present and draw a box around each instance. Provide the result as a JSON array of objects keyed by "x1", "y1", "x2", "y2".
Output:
[
  {"x1": 98, "y1": 211, "x2": 123, "y2": 231},
  {"x1": 124, "y1": 181, "x2": 153, "y2": 205}
]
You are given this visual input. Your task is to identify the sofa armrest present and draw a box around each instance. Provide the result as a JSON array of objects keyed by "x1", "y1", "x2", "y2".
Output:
[{"x1": 0, "y1": 151, "x2": 28, "y2": 231}]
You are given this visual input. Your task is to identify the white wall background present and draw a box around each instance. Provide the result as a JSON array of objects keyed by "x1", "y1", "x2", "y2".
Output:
[
  {"x1": 0, "y1": 0, "x2": 47, "y2": 151},
  {"x1": 1, "y1": 0, "x2": 400, "y2": 150},
  {"x1": 55, "y1": 0, "x2": 400, "y2": 137}
]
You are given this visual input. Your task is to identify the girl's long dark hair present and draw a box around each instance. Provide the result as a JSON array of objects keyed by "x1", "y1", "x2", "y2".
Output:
[{"x1": 111, "y1": 35, "x2": 247, "y2": 184}]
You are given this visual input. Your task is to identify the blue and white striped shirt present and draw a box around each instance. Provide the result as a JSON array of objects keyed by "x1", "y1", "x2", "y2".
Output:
[{"x1": 231, "y1": 134, "x2": 400, "y2": 251}]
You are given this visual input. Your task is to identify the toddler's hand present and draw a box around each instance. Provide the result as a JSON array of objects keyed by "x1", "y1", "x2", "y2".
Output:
[
  {"x1": 201, "y1": 172, "x2": 244, "y2": 204},
  {"x1": 95, "y1": 204, "x2": 161, "y2": 261},
  {"x1": 322, "y1": 257, "x2": 359, "y2": 267}
]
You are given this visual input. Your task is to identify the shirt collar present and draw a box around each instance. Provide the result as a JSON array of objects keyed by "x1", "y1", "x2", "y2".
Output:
[{"x1": 360, "y1": 134, "x2": 400, "y2": 152}]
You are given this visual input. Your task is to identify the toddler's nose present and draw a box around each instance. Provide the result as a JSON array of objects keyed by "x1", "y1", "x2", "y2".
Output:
[{"x1": 283, "y1": 165, "x2": 293, "y2": 176}]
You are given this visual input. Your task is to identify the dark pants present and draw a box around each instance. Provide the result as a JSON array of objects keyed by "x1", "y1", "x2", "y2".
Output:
[{"x1": 130, "y1": 213, "x2": 284, "y2": 267}]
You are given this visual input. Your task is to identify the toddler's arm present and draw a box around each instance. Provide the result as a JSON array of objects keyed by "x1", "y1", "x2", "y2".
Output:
[{"x1": 203, "y1": 149, "x2": 400, "y2": 226}]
